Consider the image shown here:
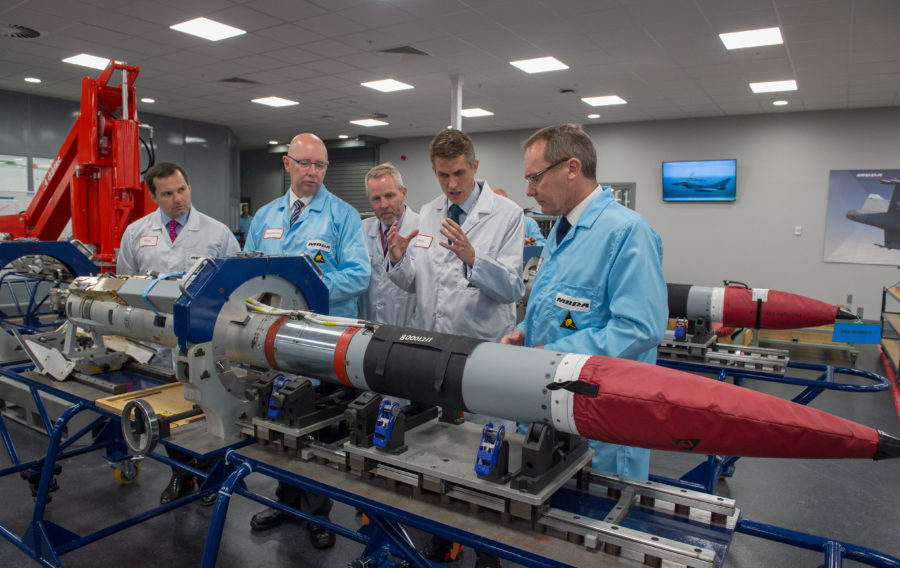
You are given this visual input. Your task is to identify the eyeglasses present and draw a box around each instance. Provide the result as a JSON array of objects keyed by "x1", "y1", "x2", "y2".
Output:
[
  {"x1": 286, "y1": 155, "x2": 329, "y2": 172},
  {"x1": 524, "y1": 157, "x2": 570, "y2": 185}
]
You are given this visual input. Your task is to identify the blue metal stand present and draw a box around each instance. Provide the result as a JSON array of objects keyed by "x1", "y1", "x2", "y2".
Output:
[
  {"x1": 0, "y1": 365, "x2": 234, "y2": 568},
  {"x1": 200, "y1": 449, "x2": 584, "y2": 568},
  {"x1": 736, "y1": 519, "x2": 900, "y2": 568}
]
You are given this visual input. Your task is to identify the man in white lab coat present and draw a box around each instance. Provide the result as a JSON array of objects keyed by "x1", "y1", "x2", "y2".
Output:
[
  {"x1": 116, "y1": 162, "x2": 239, "y2": 276},
  {"x1": 387, "y1": 129, "x2": 524, "y2": 342},
  {"x1": 387, "y1": 129, "x2": 522, "y2": 568},
  {"x1": 116, "y1": 161, "x2": 239, "y2": 506},
  {"x1": 358, "y1": 162, "x2": 419, "y2": 325}
]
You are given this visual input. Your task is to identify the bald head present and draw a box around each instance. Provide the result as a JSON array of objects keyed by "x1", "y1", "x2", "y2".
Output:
[
  {"x1": 283, "y1": 133, "x2": 329, "y2": 198},
  {"x1": 289, "y1": 133, "x2": 325, "y2": 155}
]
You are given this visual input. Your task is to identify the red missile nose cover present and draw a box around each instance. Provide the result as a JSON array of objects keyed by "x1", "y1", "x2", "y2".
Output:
[
  {"x1": 573, "y1": 355, "x2": 880, "y2": 459},
  {"x1": 722, "y1": 286, "x2": 839, "y2": 329}
]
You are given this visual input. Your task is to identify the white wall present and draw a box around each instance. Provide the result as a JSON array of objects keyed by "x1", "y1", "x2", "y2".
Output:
[{"x1": 381, "y1": 107, "x2": 900, "y2": 320}]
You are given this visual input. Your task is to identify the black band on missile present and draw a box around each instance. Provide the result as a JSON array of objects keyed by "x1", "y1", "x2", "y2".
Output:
[
  {"x1": 755, "y1": 298, "x2": 763, "y2": 329},
  {"x1": 546, "y1": 380, "x2": 599, "y2": 397},
  {"x1": 362, "y1": 325, "x2": 484, "y2": 410},
  {"x1": 874, "y1": 431, "x2": 900, "y2": 460},
  {"x1": 667, "y1": 283, "x2": 691, "y2": 318}
]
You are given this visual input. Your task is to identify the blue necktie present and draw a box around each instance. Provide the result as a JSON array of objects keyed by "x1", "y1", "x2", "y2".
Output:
[
  {"x1": 449, "y1": 204, "x2": 463, "y2": 225},
  {"x1": 448, "y1": 204, "x2": 463, "y2": 243},
  {"x1": 556, "y1": 216, "x2": 571, "y2": 245},
  {"x1": 290, "y1": 200, "x2": 303, "y2": 226}
]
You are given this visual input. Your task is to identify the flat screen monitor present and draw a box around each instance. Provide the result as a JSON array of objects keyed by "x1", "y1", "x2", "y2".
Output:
[{"x1": 662, "y1": 159, "x2": 736, "y2": 202}]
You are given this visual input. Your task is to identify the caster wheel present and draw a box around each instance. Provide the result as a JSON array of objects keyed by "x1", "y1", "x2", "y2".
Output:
[{"x1": 114, "y1": 461, "x2": 141, "y2": 485}]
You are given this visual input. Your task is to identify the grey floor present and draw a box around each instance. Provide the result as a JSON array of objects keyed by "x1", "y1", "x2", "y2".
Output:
[{"x1": 1, "y1": 343, "x2": 899, "y2": 568}]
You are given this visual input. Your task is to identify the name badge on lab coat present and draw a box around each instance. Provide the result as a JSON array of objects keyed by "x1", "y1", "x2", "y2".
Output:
[
  {"x1": 307, "y1": 240, "x2": 332, "y2": 252},
  {"x1": 415, "y1": 235, "x2": 433, "y2": 248},
  {"x1": 139, "y1": 235, "x2": 158, "y2": 247},
  {"x1": 263, "y1": 228, "x2": 284, "y2": 239},
  {"x1": 555, "y1": 292, "x2": 591, "y2": 312}
]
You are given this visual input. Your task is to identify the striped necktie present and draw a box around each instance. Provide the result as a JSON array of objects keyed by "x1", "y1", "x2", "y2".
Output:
[{"x1": 290, "y1": 200, "x2": 304, "y2": 226}]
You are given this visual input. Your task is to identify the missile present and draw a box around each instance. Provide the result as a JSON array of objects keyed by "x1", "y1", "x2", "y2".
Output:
[
  {"x1": 667, "y1": 283, "x2": 856, "y2": 330},
  {"x1": 65, "y1": 283, "x2": 900, "y2": 462}
]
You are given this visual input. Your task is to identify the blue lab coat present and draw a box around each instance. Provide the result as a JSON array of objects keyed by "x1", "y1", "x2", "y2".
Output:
[
  {"x1": 244, "y1": 187, "x2": 370, "y2": 318},
  {"x1": 524, "y1": 215, "x2": 546, "y2": 247},
  {"x1": 518, "y1": 188, "x2": 667, "y2": 478}
]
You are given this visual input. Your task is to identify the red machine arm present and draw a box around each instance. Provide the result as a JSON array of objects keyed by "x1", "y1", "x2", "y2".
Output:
[{"x1": 0, "y1": 61, "x2": 155, "y2": 270}]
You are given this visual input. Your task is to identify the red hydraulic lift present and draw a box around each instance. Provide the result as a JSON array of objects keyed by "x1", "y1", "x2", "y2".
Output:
[{"x1": 0, "y1": 61, "x2": 156, "y2": 271}]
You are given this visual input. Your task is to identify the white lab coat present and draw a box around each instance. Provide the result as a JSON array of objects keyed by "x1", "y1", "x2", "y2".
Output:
[
  {"x1": 116, "y1": 208, "x2": 240, "y2": 275},
  {"x1": 358, "y1": 208, "x2": 419, "y2": 326},
  {"x1": 388, "y1": 181, "x2": 525, "y2": 341}
]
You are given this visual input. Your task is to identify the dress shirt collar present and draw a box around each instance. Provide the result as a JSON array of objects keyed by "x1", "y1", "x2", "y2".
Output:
[
  {"x1": 563, "y1": 185, "x2": 603, "y2": 227},
  {"x1": 288, "y1": 189, "x2": 312, "y2": 212},
  {"x1": 159, "y1": 207, "x2": 191, "y2": 228},
  {"x1": 380, "y1": 205, "x2": 407, "y2": 234},
  {"x1": 447, "y1": 182, "x2": 481, "y2": 217}
]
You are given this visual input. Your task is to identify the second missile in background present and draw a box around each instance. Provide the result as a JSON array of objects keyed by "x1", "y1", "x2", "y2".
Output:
[{"x1": 667, "y1": 283, "x2": 856, "y2": 330}]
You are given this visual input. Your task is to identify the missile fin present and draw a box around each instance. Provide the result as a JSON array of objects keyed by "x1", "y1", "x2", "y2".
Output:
[
  {"x1": 874, "y1": 431, "x2": 900, "y2": 460},
  {"x1": 836, "y1": 307, "x2": 857, "y2": 320}
]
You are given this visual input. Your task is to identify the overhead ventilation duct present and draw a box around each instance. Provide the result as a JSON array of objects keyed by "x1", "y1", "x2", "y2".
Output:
[
  {"x1": 220, "y1": 77, "x2": 262, "y2": 84},
  {"x1": 377, "y1": 45, "x2": 429, "y2": 56},
  {"x1": 0, "y1": 24, "x2": 40, "y2": 39}
]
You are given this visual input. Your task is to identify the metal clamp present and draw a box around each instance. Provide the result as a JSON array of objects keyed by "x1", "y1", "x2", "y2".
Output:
[
  {"x1": 266, "y1": 375, "x2": 290, "y2": 420},
  {"x1": 373, "y1": 400, "x2": 400, "y2": 448},
  {"x1": 474, "y1": 422, "x2": 505, "y2": 476},
  {"x1": 178, "y1": 256, "x2": 215, "y2": 299}
]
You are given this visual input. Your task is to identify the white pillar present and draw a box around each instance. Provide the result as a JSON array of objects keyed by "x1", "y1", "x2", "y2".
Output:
[{"x1": 450, "y1": 74, "x2": 463, "y2": 129}]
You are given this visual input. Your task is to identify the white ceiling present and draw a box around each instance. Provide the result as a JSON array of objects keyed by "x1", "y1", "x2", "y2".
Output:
[{"x1": 1, "y1": 0, "x2": 899, "y2": 149}]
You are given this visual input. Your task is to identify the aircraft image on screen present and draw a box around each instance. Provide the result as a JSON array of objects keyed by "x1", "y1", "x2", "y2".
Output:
[
  {"x1": 673, "y1": 177, "x2": 733, "y2": 192},
  {"x1": 845, "y1": 178, "x2": 900, "y2": 249}
]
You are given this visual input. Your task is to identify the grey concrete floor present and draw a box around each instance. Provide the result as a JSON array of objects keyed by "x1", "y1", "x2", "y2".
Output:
[{"x1": 1, "y1": 342, "x2": 898, "y2": 567}]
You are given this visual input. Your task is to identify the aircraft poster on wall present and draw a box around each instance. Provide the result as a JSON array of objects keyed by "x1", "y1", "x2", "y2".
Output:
[{"x1": 824, "y1": 169, "x2": 900, "y2": 265}]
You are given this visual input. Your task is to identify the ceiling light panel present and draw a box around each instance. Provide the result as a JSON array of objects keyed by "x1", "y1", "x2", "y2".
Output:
[
  {"x1": 350, "y1": 119, "x2": 389, "y2": 127},
  {"x1": 251, "y1": 96, "x2": 299, "y2": 107},
  {"x1": 62, "y1": 54, "x2": 113, "y2": 70},
  {"x1": 749, "y1": 80, "x2": 797, "y2": 93},
  {"x1": 170, "y1": 17, "x2": 246, "y2": 41},
  {"x1": 509, "y1": 56, "x2": 569, "y2": 74},
  {"x1": 719, "y1": 27, "x2": 783, "y2": 50},
  {"x1": 361, "y1": 79, "x2": 414, "y2": 92},
  {"x1": 461, "y1": 108, "x2": 494, "y2": 117},
  {"x1": 581, "y1": 95, "x2": 627, "y2": 106}
]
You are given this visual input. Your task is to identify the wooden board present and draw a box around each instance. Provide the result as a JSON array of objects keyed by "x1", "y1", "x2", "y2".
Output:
[
  {"x1": 96, "y1": 383, "x2": 204, "y2": 428},
  {"x1": 882, "y1": 338, "x2": 900, "y2": 374},
  {"x1": 885, "y1": 313, "x2": 900, "y2": 337}
]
